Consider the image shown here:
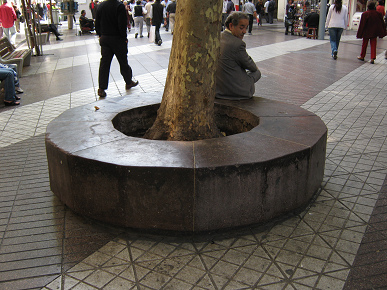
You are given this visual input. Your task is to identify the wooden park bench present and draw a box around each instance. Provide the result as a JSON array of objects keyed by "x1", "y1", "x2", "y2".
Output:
[{"x1": 0, "y1": 37, "x2": 32, "y2": 77}]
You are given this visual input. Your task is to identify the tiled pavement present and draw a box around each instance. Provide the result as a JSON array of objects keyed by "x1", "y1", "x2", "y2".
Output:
[{"x1": 0, "y1": 21, "x2": 386, "y2": 289}]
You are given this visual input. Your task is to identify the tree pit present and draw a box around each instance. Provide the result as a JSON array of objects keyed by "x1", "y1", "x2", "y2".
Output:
[
  {"x1": 45, "y1": 93, "x2": 327, "y2": 232},
  {"x1": 112, "y1": 103, "x2": 260, "y2": 139}
]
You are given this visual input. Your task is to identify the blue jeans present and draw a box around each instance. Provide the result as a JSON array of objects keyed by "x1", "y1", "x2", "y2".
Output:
[
  {"x1": 328, "y1": 28, "x2": 343, "y2": 55},
  {"x1": 0, "y1": 68, "x2": 16, "y2": 102},
  {"x1": 0, "y1": 63, "x2": 19, "y2": 87}
]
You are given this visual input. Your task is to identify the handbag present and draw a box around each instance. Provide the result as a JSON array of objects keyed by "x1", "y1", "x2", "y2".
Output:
[{"x1": 149, "y1": 25, "x2": 156, "y2": 43}]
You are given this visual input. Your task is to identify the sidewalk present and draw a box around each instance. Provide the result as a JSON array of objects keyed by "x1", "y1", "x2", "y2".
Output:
[{"x1": 0, "y1": 21, "x2": 386, "y2": 289}]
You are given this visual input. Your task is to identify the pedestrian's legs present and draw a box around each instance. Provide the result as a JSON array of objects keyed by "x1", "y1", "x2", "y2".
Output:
[
  {"x1": 268, "y1": 11, "x2": 273, "y2": 24},
  {"x1": 145, "y1": 18, "x2": 151, "y2": 36},
  {"x1": 15, "y1": 20, "x2": 20, "y2": 32},
  {"x1": 248, "y1": 14, "x2": 253, "y2": 33},
  {"x1": 48, "y1": 24, "x2": 61, "y2": 39},
  {"x1": 165, "y1": 17, "x2": 169, "y2": 31},
  {"x1": 139, "y1": 17, "x2": 144, "y2": 37},
  {"x1": 370, "y1": 37, "x2": 377, "y2": 59},
  {"x1": 0, "y1": 69, "x2": 16, "y2": 102},
  {"x1": 113, "y1": 39, "x2": 133, "y2": 84},
  {"x1": 360, "y1": 38, "x2": 368, "y2": 59},
  {"x1": 134, "y1": 17, "x2": 140, "y2": 36},
  {"x1": 222, "y1": 13, "x2": 227, "y2": 30},
  {"x1": 155, "y1": 23, "x2": 161, "y2": 44},
  {"x1": 2, "y1": 27, "x2": 10, "y2": 40},
  {"x1": 98, "y1": 36, "x2": 114, "y2": 90},
  {"x1": 328, "y1": 28, "x2": 338, "y2": 55},
  {"x1": 169, "y1": 13, "x2": 175, "y2": 34},
  {"x1": 335, "y1": 28, "x2": 343, "y2": 51}
]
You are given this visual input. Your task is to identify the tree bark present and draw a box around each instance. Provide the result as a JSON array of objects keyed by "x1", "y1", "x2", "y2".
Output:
[{"x1": 144, "y1": 0, "x2": 223, "y2": 141}]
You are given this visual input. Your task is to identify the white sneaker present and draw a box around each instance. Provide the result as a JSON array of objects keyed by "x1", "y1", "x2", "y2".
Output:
[{"x1": 15, "y1": 86, "x2": 24, "y2": 94}]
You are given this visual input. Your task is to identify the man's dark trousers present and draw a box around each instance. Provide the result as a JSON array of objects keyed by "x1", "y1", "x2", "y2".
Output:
[
  {"x1": 98, "y1": 35, "x2": 133, "y2": 90},
  {"x1": 248, "y1": 14, "x2": 254, "y2": 33},
  {"x1": 154, "y1": 23, "x2": 162, "y2": 43}
]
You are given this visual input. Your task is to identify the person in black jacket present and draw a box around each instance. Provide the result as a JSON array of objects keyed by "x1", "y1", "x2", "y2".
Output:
[
  {"x1": 150, "y1": 0, "x2": 165, "y2": 46},
  {"x1": 95, "y1": 0, "x2": 138, "y2": 98},
  {"x1": 166, "y1": 0, "x2": 176, "y2": 34},
  {"x1": 304, "y1": 10, "x2": 319, "y2": 35}
]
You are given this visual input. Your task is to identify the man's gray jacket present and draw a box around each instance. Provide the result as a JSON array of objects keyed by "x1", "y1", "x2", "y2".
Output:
[{"x1": 216, "y1": 30, "x2": 261, "y2": 100}]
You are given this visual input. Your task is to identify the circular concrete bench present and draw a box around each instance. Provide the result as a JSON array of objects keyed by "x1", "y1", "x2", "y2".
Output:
[{"x1": 45, "y1": 93, "x2": 327, "y2": 232}]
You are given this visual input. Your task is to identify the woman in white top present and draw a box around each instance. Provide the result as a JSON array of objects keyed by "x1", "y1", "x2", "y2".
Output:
[{"x1": 325, "y1": 0, "x2": 348, "y2": 59}]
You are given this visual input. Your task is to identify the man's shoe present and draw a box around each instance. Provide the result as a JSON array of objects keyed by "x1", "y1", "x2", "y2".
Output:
[
  {"x1": 370, "y1": 59, "x2": 375, "y2": 64},
  {"x1": 357, "y1": 56, "x2": 364, "y2": 61},
  {"x1": 333, "y1": 51, "x2": 337, "y2": 60},
  {"x1": 126, "y1": 80, "x2": 139, "y2": 90},
  {"x1": 135, "y1": 33, "x2": 138, "y2": 38},
  {"x1": 98, "y1": 88, "x2": 106, "y2": 97},
  {"x1": 157, "y1": 40, "x2": 162, "y2": 46},
  {"x1": 15, "y1": 86, "x2": 23, "y2": 94}
]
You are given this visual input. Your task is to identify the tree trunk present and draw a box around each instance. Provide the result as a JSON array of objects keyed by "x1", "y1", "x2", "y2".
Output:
[{"x1": 144, "y1": 0, "x2": 223, "y2": 141}]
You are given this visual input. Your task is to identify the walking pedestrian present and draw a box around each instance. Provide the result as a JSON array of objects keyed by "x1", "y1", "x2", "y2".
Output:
[
  {"x1": 166, "y1": 0, "x2": 176, "y2": 34},
  {"x1": 144, "y1": 0, "x2": 154, "y2": 38},
  {"x1": 325, "y1": 0, "x2": 348, "y2": 60},
  {"x1": 356, "y1": 1, "x2": 386, "y2": 64},
  {"x1": 264, "y1": 0, "x2": 270, "y2": 23},
  {"x1": 243, "y1": 0, "x2": 257, "y2": 35},
  {"x1": 0, "y1": 0, "x2": 17, "y2": 45},
  {"x1": 95, "y1": 0, "x2": 139, "y2": 98},
  {"x1": 255, "y1": 0, "x2": 264, "y2": 26},
  {"x1": 150, "y1": 0, "x2": 165, "y2": 46}
]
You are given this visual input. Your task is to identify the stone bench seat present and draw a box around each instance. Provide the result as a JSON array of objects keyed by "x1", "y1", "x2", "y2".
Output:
[{"x1": 45, "y1": 93, "x2": 327, "y2": 232}]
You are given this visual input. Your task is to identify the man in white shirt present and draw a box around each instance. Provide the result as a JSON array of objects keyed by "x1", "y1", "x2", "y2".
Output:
[
  {"x1": 243, "y1": 0, "x2": 257, "y2": 34},
  {"x1": 144, "y1": 0, "x2": 154, "y2": 38},
  {"x1": 264, "y1": 0, "x2": 270, "y2": 23}
]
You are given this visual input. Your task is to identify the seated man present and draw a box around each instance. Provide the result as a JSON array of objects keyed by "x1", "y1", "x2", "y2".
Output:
[
  {"x1": 304, "y1": 9, "x2": 319, "y2": 33},
  {"x1": 216, "y1": 12, "x2": 261, "y2": 100},
  {"x1": 37, "y1": 22, "x2": 63, "y2": 41},
  {"x1": 79, "y1": 10, "x2": 94, "y2": 31}
]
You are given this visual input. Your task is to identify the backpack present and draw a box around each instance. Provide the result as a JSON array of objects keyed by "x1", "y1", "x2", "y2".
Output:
[{"x1": 268, "y1": 0, "x2": 275, "y2": 12}]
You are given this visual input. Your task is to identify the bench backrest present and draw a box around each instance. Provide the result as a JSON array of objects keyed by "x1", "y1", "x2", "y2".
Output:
[{"x1": 0, "y1": 37, "x2": 14, "y2": 58}]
